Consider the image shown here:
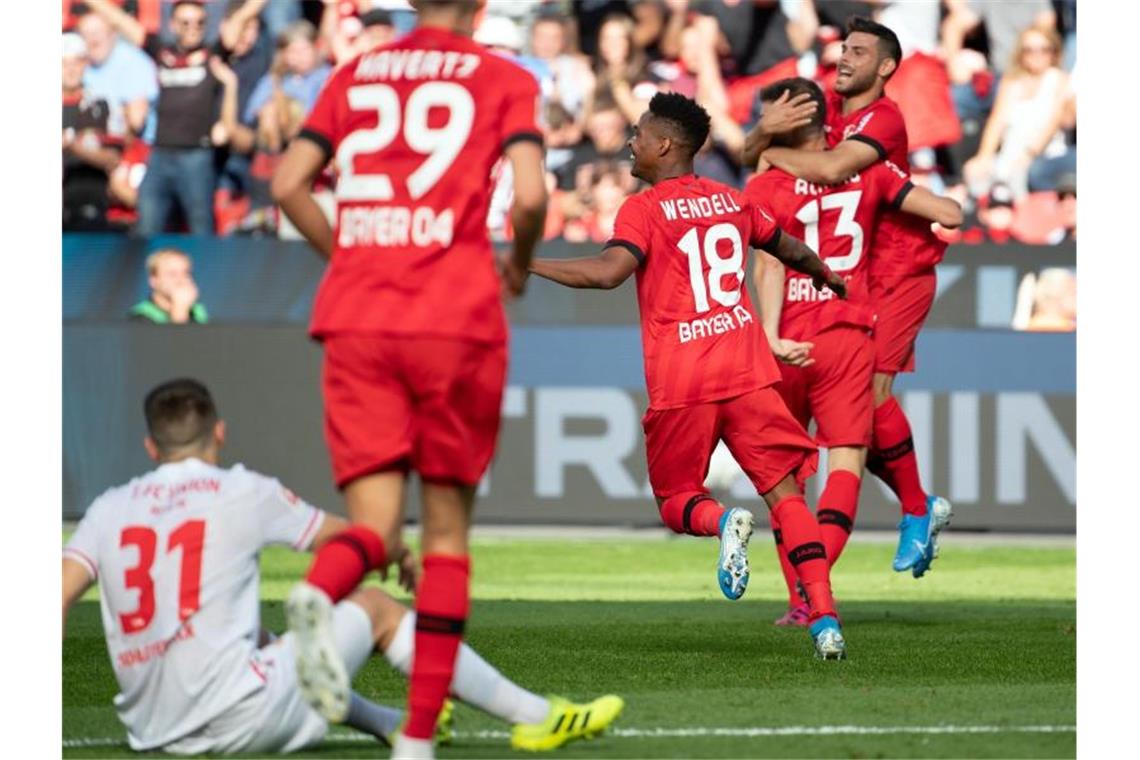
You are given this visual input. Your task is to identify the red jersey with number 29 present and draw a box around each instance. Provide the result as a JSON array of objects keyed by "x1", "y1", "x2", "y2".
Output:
[
  {"x1": 744, "y1": 160, "x2": 914, "y2": 342},
  {"x1": 300, "y1": 27, "x2": 543, "y2": 343},
  {"x1": 609, "y1": 175, "x2": 783, "y2": 410},
  {"x1": 825, "y1": 91, "x2": 946, "y2": 287}
]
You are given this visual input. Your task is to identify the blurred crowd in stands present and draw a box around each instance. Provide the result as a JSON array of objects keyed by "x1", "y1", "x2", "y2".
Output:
[{"x1": 62, "y1": 0, "x2": 1077, "y2": 246}]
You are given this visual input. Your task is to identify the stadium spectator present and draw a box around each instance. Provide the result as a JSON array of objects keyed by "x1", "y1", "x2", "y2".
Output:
[
  {"x1": 963, "y1": 26, "x2": 1070, "y2": 200},
  {"x1": 697, "y1": 0, "x2": 819, "y2": 79},
  {"x1": 107, "y1": 138, "x2": 150, "y2": 231},
  {"x1": 129, "y1": 248, "x2": 209, "y2": 324},
  {"x1": 321, "y1": 3, "x2": 398, "y2": 65},
  {"x1": 63, "y1": 33, "x2": 121, "y2": 231},
  {"x1": 558, "y1": 95, "x2": 635, "y2": 194},
  {"x1": 529, "y1": 11, "x2": 594, "y2": 123},
  {"x1": 244, "y1": 21, "x2": 332, "y2": 154},
  {"x1": 84, "y1": 0, "x2": 234, "y2": 235},
  {"x1": 216, "y1": 0, "x2": 273, "y2": 197},
  {"x1": 592, "y1": 13, "x2": 659, "y2": 124},
  {"x1": 562, "y1": 162, "x2": 627, "y2": 243},
  {"x1": 75, "y1": 7, "x2": 157, "y2": 140}
]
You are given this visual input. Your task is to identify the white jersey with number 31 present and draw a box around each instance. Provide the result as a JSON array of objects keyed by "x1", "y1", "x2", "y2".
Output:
[{"x1": 64, "y1": 458, "x2": 324, "y2": 750}]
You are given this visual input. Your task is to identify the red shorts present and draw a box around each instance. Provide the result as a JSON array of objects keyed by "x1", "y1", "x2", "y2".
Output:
[
  {"x1": 776, "y1": 327, "x2": 874, "y2": 449},
  {"x1": 321, "y1": 335, "x2": 507, "y2": 488},
  {"x1": 871, "y1": 270, "x2": 936, "y2": 374},
  {"x1": 642, "y1": 386, "x2": 818, "y2": 498}
]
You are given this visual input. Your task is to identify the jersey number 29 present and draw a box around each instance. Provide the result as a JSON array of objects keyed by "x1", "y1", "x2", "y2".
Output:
[{"x1": 337, "y1": 83, "x2": 475, "y2": 202}]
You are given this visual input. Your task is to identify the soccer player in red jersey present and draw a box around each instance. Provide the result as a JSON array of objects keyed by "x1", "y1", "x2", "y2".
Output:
[
  {"x1": 744, "y1": 78, "x2": 963, "y2": 625},
  {"x1": 530, "y1": 92, "x2": 850, "y2": 660},
  {"x1": 743, "y1": 16, "x2": 954, "y2": 578},
  {"x1": 269, "y1": 2, "x2": 621, "y2": 756}
]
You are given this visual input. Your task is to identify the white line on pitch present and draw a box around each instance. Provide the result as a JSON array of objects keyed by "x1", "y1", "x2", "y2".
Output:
[{"x1": 62, "y1": 724, "x2": 1076, "y2": 748}]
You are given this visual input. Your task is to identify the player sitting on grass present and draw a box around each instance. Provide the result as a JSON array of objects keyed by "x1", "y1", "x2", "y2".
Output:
[
  {"x1": 744, "y1": 78, "x2": 964, "y2": 625},
  {"x1": 529, "y1": 92, "x2": 850, "y2": 659},
  {"x1": 61, "y1": 379, "x2": 624, "y2": 755}
]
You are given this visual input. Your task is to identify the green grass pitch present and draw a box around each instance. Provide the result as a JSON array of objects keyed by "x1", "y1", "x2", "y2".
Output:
[{"x1": 63, "y1": 535, "x2": 1075, "y2": 758}]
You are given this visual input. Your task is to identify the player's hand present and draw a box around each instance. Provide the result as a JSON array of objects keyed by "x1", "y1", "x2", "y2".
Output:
[
  {"x1": 813, "y1": 267, "x2": 847, "y2": 299},
  {"x1": 758, "y1": 90, "x2": 818, "y2": 137},
  {"x1": 771, "y1": 338, "x2": 815, "y2": 367},
  {"x1": 499, "y1": 253, "x2": 529, "y2": 301},
  {"x1": 383, "y1": 541, "x2": 418, "y2": 593}
]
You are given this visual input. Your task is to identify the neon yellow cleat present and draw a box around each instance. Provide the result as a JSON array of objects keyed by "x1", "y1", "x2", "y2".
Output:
[{"x1": 510, "y1": 695, "x2": 625, "y2": 752}]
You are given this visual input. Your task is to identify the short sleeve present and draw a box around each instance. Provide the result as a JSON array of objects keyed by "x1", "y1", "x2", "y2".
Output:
[
  {"x1": 63, "y1": 509, "x2": 102, "y2": 581},
  {"x1": 298, "y1": 74, "x2": 341, "y2": 163},
  {"x1": 606, "y1": 196, "x2": 651, "y2": 264},
  {"x1": 254, "y1": 476, "x2": 326, "y2": 550},
  {"x1": 499, "y1": 64, "x2": 544, "y2": 151},
  {"x1": 749, "y1": 202, "x2": 782, "y2": 250},
  {"x1": 843, "y1": 102, "x2": 907, "y2": 162},
  {"x1": 878, "y1": 160, "x2": 915, "y2": 209}
]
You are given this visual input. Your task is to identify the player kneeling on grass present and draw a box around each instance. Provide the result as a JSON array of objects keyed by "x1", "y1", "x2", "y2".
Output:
[
  {"x1": 61, "y1": 379, "x2": 623, "y2": 755},
  {"x1": 743, "y1": 78, "x2": 964, "y2": 625},
  {"x1": 529, "y1": 92, "x2": 849, "y2": 659}
]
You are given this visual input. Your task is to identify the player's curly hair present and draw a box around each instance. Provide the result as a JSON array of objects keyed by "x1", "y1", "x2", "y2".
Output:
[{"x1": 648, "y1": 92, "x2": 711, "y2": 159}]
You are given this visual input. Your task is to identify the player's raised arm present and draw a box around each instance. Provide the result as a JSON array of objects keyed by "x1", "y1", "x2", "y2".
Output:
[
  {"x1": 529, "y1": 245, "x2": 640, "y2": 290},
  {"x1": 762, "y1": 139, "x2": 881, "y2": 186},
  {"x1": 502, "y1": 140, "x2": 549, "y2": 299},
  {"x1": 741, "y1": 90, "x2": 820, "y2": 170}
]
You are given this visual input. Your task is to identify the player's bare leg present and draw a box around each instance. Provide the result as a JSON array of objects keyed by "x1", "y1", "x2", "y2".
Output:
[
  {"x1": 289, "y1": 472, "x2": 406, "y2": 723},
  {"x1": 762, "y1": 475, "x2": 845, "y2": 658},
  {"x1": 394, "y1": 482, "x2": 474, "y2": 758},
  {"x1": 869, "y1": 374, "x2": 952, "y2": 576}
]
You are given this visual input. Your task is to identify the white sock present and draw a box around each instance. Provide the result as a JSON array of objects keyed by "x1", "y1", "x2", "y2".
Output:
[
  {"x1": 391, "y1": 733, "x2": 434, "y2": 760},
  {"x1": 383, "y1": 612, "x2": 550, "y2": 725}
]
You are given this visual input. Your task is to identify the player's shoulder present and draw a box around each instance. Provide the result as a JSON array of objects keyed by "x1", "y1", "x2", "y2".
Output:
[{"x1": 742, "y1": 167, "x2": 794, "y2": 198}]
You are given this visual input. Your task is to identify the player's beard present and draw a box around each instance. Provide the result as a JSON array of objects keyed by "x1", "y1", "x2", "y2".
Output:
[{"x1": 835, "y1": 68, "x2": 876, "y2": 97}]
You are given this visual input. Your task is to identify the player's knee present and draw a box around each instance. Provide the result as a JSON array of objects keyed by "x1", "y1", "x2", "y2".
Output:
[
  {"x1": 761, "y1": 474, "x2": 802, "y2": 509},
  {"x1": 345, "y1": 587, "x2": 406, "y2": 646}
]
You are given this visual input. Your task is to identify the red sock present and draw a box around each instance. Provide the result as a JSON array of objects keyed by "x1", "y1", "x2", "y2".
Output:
[
  {"x1": 658, "y1": 491, "x2": 726, "y2": 537},
  {"x1": 769, "y1": 512, "x2": 802, "y2": 609},
  {"x1": 870, "y1": 397, "x2": 928, "y2": 516},
  {"x1": 304, "y1": 524, "x2": 386, "y2": 603},
  {"x1": 771, "y1": 495, "x2": 836, "y2": 621},
  {"x1": 405, "y1": 554, "x2": 470, "y2": 740},
  {"x1": 816, "y1": 470, "x2": 861, "y2": 565}
]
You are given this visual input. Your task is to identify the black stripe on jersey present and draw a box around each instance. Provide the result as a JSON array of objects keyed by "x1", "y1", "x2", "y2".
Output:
[
  {"x1": 606, "y1": 238, "x2": 646, "y2": 264},
  {"x1": 890, "y1": 181, "x2": 915, "y2": 210},
  {"x1": 503, "y1": 131, "x2": 545, "y2": 150},
  {"x1": 297, "y1": 128, "x2": 334, "y2": 163},
  {"x1": 847, "y1": 134, "x2": 887, "y2": 161}
]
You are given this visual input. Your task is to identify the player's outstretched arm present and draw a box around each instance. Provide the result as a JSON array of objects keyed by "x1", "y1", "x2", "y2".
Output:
[
  {"x1": 84, "y1": 0, "x2": 146, "y2": 48},
  {"x1": 755, "y1": 252, "x2": 814, "y2": 367},
  {"x1": 899, "y1": 185, "x2": 964, "y2": 229},
  {"x1": 763, "y1": 140, "x2": 880, "y2": 186},
  {"x1": 767, "y1": 232, "x2": 847, "y2": 299},
  {"x1": 503, "y1": 141, "x2": 549, "y2": 299},
  {"x1": 62, "y1": 558, "x2": 95, "y2": 639},
  {"x1": 271, "y1": 139, "x2": 334, "y2": 259},
  {"x1": 741, "y1": 91, "x2": 820, "y2": 170},
  {"x1": 529, "y1": 246, "x2": 640, "y2": 290}
]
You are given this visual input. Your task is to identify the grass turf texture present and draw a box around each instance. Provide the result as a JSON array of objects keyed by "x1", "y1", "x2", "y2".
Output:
[{"x1": 63, "y1": 536, "x2": 1075, "y2": 758}]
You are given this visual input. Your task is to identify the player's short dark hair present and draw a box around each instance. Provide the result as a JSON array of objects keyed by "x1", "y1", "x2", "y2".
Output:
[
  {"x1": 144, "y1": 379, "x2": 218, "y2": 454},
  {"x1": 846, "y1": 16, "x2": 902, "y2": 70},
  {"x1": 759, "y1": 77, "x2": 827, "y2": 139},
  {"x1": 648, "y1": 92, "x2": 710, "y2": 159}
]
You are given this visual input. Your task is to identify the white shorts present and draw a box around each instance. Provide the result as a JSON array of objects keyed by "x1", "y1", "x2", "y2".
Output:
[{"x1": 163, "y1": 601, "x2": 375, "y2": 755}]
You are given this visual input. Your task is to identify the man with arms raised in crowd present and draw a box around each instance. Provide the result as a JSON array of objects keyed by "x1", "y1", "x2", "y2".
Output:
[
  {"x1": 530, "y1": 92, "x2": 849, "y2": 660},
  {"x1": 744, "y1": 17, "x2": 953, "y2": 577},
  {"x1": 270, "y1": 2, "x2": 622, "y2": 757},
  {"x1": 745, "y1": 78, "x2": 963, "y2": 625},
  {"x1": 62, "y1": 379, "x2": 622, "y2": 755}
]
